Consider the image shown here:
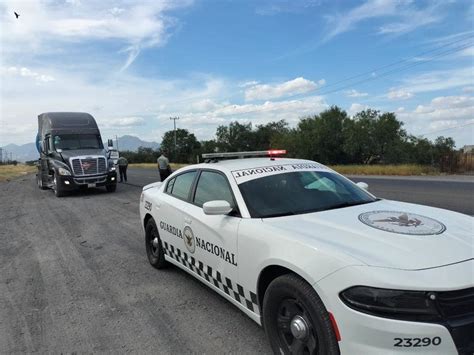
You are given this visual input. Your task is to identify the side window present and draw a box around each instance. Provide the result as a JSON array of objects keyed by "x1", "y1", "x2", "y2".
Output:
[
  {"x1": 166, "y1": 177, "x2": 175, "y2": 194},
  {"x1": 170, "y1": 171, "x2": 196, "y2": 200},
  {"x1": 194, "y1": 171, "x2": 235, "y2": 208}
]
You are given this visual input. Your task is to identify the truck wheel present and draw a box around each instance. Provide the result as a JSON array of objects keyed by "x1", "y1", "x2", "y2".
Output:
[
  {"x1": 145, "y1": 219, "x2": 167, "y2": 269},
  {"x1": 106, "y1": 184, "x2": 116, "y2": 192},
  {"x1": 263, "y1": 274, "x2": 340, "y2": 355},
  {"x1": 52, "y1": 175, "x2": 66, "y2": 197},
  {"x1": 37, "y1": 174, "x2": 47, "y2": 190}
]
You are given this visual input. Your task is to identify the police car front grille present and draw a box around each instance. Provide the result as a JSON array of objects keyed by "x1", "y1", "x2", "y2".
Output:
[
  {"x1": 436, "y1": 287, "x2": 474, "y2": 355},
  {"x1": 71, "y1": 157, "x2": 107, "y2": 176},
  {"x1": 437, "y1": 287, "x2": 474, "y2": 319}
]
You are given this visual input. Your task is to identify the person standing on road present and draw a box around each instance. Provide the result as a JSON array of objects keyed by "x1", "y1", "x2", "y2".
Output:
[
  {"x1": 157, "y1": 151, "x2": 171, "y2": 181},
  {"x1": 117, "y1": 156, "x2": 128, "y2": 183}
]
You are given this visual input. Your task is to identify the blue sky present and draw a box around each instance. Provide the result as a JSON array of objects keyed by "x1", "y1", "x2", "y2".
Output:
[{"x1": 1, "y1": 0, "x2": 473, "y2": 147}]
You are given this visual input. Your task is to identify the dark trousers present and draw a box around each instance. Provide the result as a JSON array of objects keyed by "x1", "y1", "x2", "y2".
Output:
[
  {"x1": 159, "y1": 168, "x2": 170, "y2": 181},
  {"x1": 119, "y1": 165, "x2": 128, "y2": 182}
]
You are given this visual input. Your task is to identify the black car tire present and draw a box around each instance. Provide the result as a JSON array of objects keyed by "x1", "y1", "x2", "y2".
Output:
[
  {"x1": 37, "y1": 174, "x2": 47, "y2": 190},
  {"x1": 52, "y1": 174, "x2": 66, "y2": 197},
  {"x1": 106, "y1": 184, "x2": 117, "y2": 192},
  {"x1": 145, "y1": 219, "x2": 167, "y2": 269},
  {"x1": 263, "y1": 273, "x2": 340, "y2": 355}
]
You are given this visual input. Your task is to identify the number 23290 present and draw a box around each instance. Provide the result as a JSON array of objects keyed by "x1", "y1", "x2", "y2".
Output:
[{"x1": 394, "y1": 337, "x2": 441, "y2": 347}]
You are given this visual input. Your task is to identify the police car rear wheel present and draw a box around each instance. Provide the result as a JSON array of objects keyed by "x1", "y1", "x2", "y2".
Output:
[
  {"x1": 263, "y1": 274, "x2": 339, "y2": 355},
  {"x1": 145, "y1": 219, "x2": 167, "y2": 269}
]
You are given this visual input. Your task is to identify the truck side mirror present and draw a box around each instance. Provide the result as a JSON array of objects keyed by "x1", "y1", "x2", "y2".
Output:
[{"x1": 107, "y1": 139, "x2": 114, "y2": 148}]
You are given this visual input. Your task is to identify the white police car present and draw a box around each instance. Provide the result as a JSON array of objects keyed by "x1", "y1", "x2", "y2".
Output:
[{"x1": 139, "y1": 151, "x2": 473, "y2": 354}]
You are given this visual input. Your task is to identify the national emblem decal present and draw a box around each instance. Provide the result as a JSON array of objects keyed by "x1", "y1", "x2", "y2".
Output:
[
  {"x1": 358, "y1": 211, "x2": 446, "y2": 236},
  {"x1": 183, "y1": 226, "x2": 196, "y2": 253}
]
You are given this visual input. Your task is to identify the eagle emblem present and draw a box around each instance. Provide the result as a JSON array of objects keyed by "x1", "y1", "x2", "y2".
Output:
[
  {"x1": 358, "y1": 211, "x2": 446, "y2": 236},
  {"x1": 183, "y1": 226, "x2": 195, "y2": 254},
  {"x1": 373, "y1": 213, "x2": 422, "y2": 227}
]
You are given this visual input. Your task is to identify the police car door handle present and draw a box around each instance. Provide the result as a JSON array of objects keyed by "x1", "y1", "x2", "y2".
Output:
[{"x1": 184, "y1": 217, "x2": 192, "y2": 224}]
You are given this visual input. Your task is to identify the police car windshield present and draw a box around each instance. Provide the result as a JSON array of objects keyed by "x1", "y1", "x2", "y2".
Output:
[
  {"x1": 53, "y1": 134, "x2": 103, "y2": 150},
  {"x1": 239, "y1": 171, "x2": 376, "y2": 218}
]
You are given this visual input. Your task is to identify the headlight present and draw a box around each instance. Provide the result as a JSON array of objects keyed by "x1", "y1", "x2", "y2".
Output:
[
  {"x1": 340, "y1": 286, "x2": 440, "y2": 322},
  {"x1": 109, "y1": 165, "x2": 116, "y2": 171},
  {"x1": 58, "y1": 167, "x2": 71, "y2": 176}
]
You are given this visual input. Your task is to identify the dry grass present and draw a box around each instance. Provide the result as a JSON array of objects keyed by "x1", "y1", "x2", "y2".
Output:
[
  {"x1": 329, "y1": 164, "x2": 440, "y2": 176},
  {"x1": 129, "y1": 163, "x2": 189, "y2": 171},
  {"x1": 0, "y1": 164, "x2": 37, "y2": 182},
  {"x1": 130, "y1": 162, "x2": 440, "y2": 176}
]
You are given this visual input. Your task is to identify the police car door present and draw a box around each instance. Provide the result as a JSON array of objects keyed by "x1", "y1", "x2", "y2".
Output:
[
  {"x1": 182, "y1": 170, "x2": 241, "y2": 303},
  {"x1": 157, "y1": 170, "x2": 198, "y2": 258}
]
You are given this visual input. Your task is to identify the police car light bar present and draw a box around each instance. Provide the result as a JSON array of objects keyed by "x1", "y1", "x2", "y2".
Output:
[{"x1": 202, "y1": 150, "x2": 287, "y2": 160}]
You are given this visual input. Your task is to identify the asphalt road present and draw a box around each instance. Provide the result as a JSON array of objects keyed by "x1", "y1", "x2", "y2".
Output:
[
  {"x1": 1, "y1": 170, "x2": 472, "y2": 353},
  {"x1": 0, "y1": 174, "x2": 270, "y2": 353},
  {"x1": 128, "y1": 168, "x2": 474, "y2": 215}
]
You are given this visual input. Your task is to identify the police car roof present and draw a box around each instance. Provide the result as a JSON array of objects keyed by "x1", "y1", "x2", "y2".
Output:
[{"x1": 194, "y1": 157, "x2": 322, "y2": 172}]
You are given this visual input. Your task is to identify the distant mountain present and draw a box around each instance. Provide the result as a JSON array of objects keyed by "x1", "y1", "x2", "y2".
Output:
[
  {"x1": 1, "y1": 135, "x2": 160, "y2": 162},
  {"x1": 0, "y1": 143, "x2": 38, "y2": 162},
  {"x1": 114, "y1": 135, "x2": 160, "y2": 152}
]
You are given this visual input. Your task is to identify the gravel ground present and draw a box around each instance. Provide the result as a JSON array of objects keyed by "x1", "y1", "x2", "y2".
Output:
[{"x1": 0, "y1": 175, "x2": 270, "y2": 353}]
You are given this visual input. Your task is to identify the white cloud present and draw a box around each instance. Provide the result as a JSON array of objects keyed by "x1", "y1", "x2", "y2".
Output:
[
  {"x1": 348, "y1": 103, "x2": 369, "y2": 116},
  {"x1": 1, "y1": 66, "x2": 55, "y2": 83},
  {"x1": 345, "y1": 89, "x2": 368, "y2": 98},
  {"x1": 410, "y1": 96, "x2": 473, "y2": 120},
  {"x1": 114, "y1": 117, "x2": 146, "y2": 127},
  {"x1": 392, "y1": 67, "x2": 474, "y2": 94},
  {"x1": 324, "y1": 0, "x2": 446, "y2": 41},
  {"x1": 0, "y1": 0, "x2": 194, "y2": 69},
  {"x1": 191, "y1": 99, "x2": 222, "y2": 112},
  {"x1": 462, "y1": 86, "x2": 474, "y2": 93},
  {"x1": 239, "y1": 80, "x2": 260, "y2": 88},
  {"x1": 0, "y1": 65, "x2": 229, "y2": 145},
  {"x1": 378, "y1": 5, "x2": 441, "y2": 35},
  {"x1": 154, "y1": 95, "x2": 329, "y2": 140},
  {"x1": 245, "y1": 77, "x2": 325, "y2": 101},
  {"x1": 398, "y1": 95, "x2": 474, "y2": 145},
  {"x1": 387, "y1": 89, "x2": 413, "y2": 100}
]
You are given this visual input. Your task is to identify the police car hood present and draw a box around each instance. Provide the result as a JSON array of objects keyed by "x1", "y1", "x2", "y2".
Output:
[{"x1": 262, "y1": 199, "x2": 473, "y2": 270}]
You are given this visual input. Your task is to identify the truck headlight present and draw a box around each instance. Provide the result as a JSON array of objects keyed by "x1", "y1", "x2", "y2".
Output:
[
  {"x1": 340, "y1": 286, "x2": 440, "y2": 322},
  {"x1": 109, "y1": 165, "x2": 116, "y2": 172},
  {"x1": 58, "y1": 167, "x2": 71, "y2": 176}
]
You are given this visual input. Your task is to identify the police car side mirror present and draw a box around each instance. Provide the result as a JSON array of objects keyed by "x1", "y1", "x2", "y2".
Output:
[
  {"x1": 203, "y1": 200, "x2": 233, "y2": 215},
  {"x1": 356, "y1": 182, "x2": 369, "y2": 190}
]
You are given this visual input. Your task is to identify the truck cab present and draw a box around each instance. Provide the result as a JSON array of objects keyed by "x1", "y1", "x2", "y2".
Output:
[{"x1": 36, "y1": 112, "x2": 117, "y2": 197}]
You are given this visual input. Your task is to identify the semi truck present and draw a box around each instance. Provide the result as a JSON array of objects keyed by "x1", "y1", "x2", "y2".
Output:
[{"x1": 36, "y1": 112, "x2": 117, "y2": 197}]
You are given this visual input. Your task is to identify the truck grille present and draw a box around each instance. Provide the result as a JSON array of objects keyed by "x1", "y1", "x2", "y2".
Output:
[{"x1": 71, "y1": 157, "x2": 107, "y2": 176}]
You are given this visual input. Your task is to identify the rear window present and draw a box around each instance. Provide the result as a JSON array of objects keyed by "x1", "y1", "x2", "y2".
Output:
[{"x1": 168, "y1": 171, "x2": 196, "y2": 200}]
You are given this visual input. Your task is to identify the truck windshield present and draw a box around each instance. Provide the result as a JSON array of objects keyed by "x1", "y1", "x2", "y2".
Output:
[
  {"x1": 238, "y1": 171, "x2": 376, "y2": 218},
  {"x1": 53, "y1": 134, "x2": 103, "y2": 150}
]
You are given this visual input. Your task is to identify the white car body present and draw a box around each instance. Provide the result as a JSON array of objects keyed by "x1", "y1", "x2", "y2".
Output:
[{"x1": 139, "y1": 157, "x2": 473, "y2": 354}]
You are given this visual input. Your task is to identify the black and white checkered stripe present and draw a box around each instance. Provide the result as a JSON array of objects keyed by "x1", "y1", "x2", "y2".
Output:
[{"x1": 163, "y1": 241, "x2": 259, "y2": 315}]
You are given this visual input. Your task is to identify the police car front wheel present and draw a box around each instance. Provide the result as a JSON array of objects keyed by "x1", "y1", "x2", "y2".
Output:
[
  {"x1": 263, "y1": 274, "x2": 340, "y2": 355},
  {"x1": 145, "y1": 219, "x2": 167, "y2": 269}
]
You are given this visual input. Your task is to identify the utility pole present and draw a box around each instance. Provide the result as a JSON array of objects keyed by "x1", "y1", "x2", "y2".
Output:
[
  {"x1": 170, "y1": 117, "x2": 179, "y2": 157},
  {"x1": 115, "y1": 135, "x2": 119, "y2": 151}
]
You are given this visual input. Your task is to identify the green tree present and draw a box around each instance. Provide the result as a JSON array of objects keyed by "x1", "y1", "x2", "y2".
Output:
[
  {"x1": 295, "y1": 106, "x2": 348, "y2": 164},
  {"x1": 161, "y1": 128, "x2": 201, "y2": 163},
  {"x1": 215, "y1": 121, "x2": 254, "y2": 151},
  {"x1": 254, "y1": 120, "x2": 290, "y2": 150}
]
